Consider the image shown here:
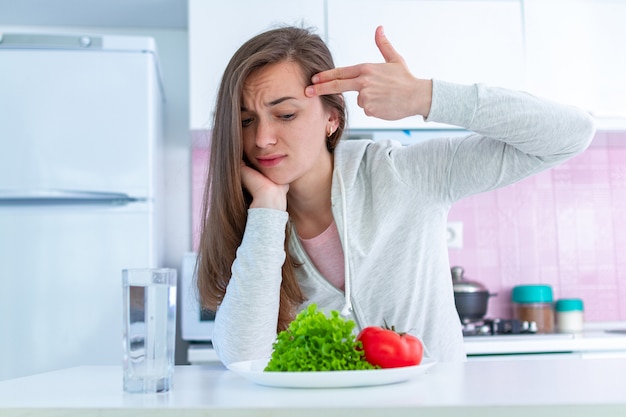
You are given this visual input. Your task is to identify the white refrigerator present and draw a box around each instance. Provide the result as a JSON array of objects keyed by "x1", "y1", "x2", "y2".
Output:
[{"x1": 0, "y1": 33, "x2": 164, "y2": 380}]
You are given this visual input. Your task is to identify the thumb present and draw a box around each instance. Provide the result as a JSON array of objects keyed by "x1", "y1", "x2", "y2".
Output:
[{"x1": 374, "y1": 25, "x2": 404, "y2": 63}]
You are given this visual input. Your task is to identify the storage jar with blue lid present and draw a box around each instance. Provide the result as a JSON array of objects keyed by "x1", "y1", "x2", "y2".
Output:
[
  {"x1": 511, "y1": 284, "x2": 554, "y2": 333},
  {"x1": 555, "y1": 298, "x2": 584, "y2": 333}
]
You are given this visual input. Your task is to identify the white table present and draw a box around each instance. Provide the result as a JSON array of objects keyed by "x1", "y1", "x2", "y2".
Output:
[{"x1": 1, "y1": 358, "x2": 626, "y2": 416}]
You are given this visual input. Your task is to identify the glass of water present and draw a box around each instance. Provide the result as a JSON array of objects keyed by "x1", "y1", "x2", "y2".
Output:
[{"x1": 122, "y1": 268, "x2": 177, "y2": 393}]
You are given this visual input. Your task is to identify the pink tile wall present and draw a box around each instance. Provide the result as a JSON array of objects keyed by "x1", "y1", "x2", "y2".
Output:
[
  {"x1": 191, "y1": 130, "x2": 210, "y2": 250},
  {"x1": 192, "y1": 131, "x2": 626, "y2": 322},
  {"x1": 448, "y1": 131, "x2": 626, "y2": 322}
]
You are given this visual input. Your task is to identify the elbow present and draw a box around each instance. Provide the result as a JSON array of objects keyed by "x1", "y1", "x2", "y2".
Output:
[
  {"x1": 565, "y1": 110, "x2": 596, "y2": 157},
  {"x1": 544, "y1": 109, "x2": 596, "y2": 163},
  {"x1": 211, "y1": 338, "x2": 233, "y2": 367}
]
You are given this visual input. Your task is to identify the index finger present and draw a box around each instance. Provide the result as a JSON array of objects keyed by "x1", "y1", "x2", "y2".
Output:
[
  {"x1": 305, "y1": 64, "x2": 363, "y2": 97},
  {"x1": 312, "y1": 64, "x2": 362, "y2": 84}
]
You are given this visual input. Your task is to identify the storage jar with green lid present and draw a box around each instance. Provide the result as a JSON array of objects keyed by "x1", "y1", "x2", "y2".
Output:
[
  {"x1": 511, "y1": 284, "x2": 554, "y2": 333},
  {"x1": 555, "y1": 298, "x2": 584, "y2": 333}
]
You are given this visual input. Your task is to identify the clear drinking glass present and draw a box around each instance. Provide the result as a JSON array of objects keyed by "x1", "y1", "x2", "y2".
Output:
[{"x1": 122, "y1": 268, "x2": 177, "y2": 393}]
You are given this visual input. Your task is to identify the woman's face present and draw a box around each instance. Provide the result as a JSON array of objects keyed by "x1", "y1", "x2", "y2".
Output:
[{"x1": 241, "y1": 60, "x2": 338, "y2": 188}]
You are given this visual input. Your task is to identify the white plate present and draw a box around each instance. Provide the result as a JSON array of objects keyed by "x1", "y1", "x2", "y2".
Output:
[{"x1": 227, "y1": 357, "x2": 436, "y2": 388}]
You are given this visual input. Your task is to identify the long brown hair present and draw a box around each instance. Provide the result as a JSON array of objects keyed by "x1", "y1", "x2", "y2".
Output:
[{"x1": 197, "y1": 26, "x2": 347, "y2": 331}]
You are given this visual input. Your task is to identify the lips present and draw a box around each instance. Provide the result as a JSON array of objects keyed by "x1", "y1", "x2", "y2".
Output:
[{"x1": 256, "y1": 154, "x2": 285, "y2": 168}]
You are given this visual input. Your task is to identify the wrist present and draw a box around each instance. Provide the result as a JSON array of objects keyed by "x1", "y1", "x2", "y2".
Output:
[
  {"x1": 249, "y1": 192, "x2": 287, "y2": 211},
  {"x1": 415, "y1": 78, "x2": 433, "y2": 119}
]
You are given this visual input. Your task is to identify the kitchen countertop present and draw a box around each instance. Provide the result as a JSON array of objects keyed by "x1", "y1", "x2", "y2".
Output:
[
  {"x1": 187, "y1": 325, "x2": 626, "y2": 364},
  {"x1": 2, "y1": 359, "x2": 626, "y2": 416},
  {"x1": 464, "y1": 329, "x2": 626, "y2": 357}
]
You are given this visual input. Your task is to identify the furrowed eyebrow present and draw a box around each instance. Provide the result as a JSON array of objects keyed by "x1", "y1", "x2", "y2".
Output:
[
  {"x1": 267, "y1": 96, "x2": 297, "y2": 106},
  {"x1": 241, "y1": 96, "x2": 298, "y2": 112}
]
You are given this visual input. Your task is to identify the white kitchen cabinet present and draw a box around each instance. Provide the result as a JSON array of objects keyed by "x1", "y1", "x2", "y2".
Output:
[
  {"x1": 326, "y1": 0, "x2": 525, "y2": 130},
  {"x1": 188, "y1": 0, "x2": 326, "y2": 130},
  {"x1": 524, "y1": 0, "x2": 626, "y2": 124}
]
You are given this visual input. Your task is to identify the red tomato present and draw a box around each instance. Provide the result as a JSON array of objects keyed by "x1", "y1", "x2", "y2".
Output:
[{"x1": 356, "y1": 326, "x2": 424, "y2": 368}]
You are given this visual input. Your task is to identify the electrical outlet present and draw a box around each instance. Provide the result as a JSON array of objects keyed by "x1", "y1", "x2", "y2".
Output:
[{"x1": 446, "y1": 222, "x2": 463, "y2": 248}]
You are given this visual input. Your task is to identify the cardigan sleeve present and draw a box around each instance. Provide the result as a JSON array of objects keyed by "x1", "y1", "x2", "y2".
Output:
[
  {"x1": 211, "y1": 208, "x2": 288, "y2": 366},
  {"x1": 386, "y1": 80, "x2": 596, "y2": 202}
]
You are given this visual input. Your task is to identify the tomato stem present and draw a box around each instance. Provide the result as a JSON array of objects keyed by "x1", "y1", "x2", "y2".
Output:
[{"x1": 382, "y1": 318, "x2": 405, "y2": 335}]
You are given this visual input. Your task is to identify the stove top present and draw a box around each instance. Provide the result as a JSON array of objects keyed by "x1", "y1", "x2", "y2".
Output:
[{"x1": 462, "y1": 318, "x2": 539, "y2": 336}]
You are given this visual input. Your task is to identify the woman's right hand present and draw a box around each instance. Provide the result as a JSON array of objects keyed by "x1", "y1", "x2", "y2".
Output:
[
  {"x1": 305, "y1": 25, "x2": 432, "y2": 120},
  {"x1": 240, "y1": 162, "x2": 289, "y2": 211}
]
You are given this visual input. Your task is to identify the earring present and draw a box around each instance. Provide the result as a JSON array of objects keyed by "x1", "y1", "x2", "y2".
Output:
[{"x1": 327, "y1": 128, "x2": 335, "y2": 138}]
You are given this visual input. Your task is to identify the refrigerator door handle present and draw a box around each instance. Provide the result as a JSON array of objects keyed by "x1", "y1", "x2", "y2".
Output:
[
  {"x1": 0, "y1": 33, "x2": 103, "y2": 50},
  {"x1": 0, "y1": 189, "x2": 145, "y2": 206}
]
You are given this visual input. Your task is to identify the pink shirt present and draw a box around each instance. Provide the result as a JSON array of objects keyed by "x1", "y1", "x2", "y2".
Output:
[{"x1": 299, "y1": 221, "x2": 345, "y2": 291}]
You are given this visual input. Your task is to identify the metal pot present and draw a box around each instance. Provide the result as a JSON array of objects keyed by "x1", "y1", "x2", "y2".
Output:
[{"x1": 451, "y1": 266, "x2": 497, "y2": 323}]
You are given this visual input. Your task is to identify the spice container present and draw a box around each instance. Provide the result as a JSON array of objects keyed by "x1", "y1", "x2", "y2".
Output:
[
  {"x1": 511, "y1": 284, "x2": 554, "y2": 333},
  {"x1": 555, "y1": 298, "x2": 584, "y2": 333}
]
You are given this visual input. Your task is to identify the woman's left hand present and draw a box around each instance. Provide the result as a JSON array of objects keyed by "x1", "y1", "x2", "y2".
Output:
[
  {"x1": 305, "y1": 25, "x2": 432, "y2": 120},
  {"x1": 240, "y1": 162, "x2": 289, "y2": 211}
]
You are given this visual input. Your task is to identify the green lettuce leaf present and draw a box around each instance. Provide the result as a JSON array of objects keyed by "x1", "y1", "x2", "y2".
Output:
[{"x1": 264, "y1": 304, "x2": 377, "y2": 372}]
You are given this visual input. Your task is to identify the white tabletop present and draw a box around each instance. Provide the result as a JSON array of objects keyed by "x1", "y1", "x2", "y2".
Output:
[{"x1": 1, "y1": 358, "x2": 626, "y2": 417}]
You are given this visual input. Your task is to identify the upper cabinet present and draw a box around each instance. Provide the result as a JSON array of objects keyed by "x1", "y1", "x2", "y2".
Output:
[
  {"x1": 189, "y1": 0, "x2": 626, "y2": 131},
  {"x1": 188, "y1": 0, "x2": 326, "y2": 130},
  {"x1": 326, "y1": 0, "x2": 525, "y2": 130},
  {"x1": 524, "y1": 0, "x2": 626, "y2": 126}
]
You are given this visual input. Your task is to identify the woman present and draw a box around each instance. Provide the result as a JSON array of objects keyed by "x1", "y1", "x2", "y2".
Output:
[{"x1": 197, "y1": 25, "x2": 595, "y2": 364}]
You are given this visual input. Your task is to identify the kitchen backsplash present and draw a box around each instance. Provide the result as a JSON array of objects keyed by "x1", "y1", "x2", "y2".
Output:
[
  {"x1": 191, "y1": 130, "x2": 626, "y2": 322},
  {"x1": 447, "y1": 131, "x2": 626, "y2": 322}
]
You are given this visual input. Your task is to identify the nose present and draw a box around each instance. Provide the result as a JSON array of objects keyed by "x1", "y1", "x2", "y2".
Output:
[{"x1": 255, "y1": 119, "x2": 276, "y2": 148}]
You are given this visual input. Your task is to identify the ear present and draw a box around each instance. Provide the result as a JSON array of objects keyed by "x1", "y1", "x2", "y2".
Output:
[{"x1": 326, "y1": 108, "x2": 340, "y2": 134}]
